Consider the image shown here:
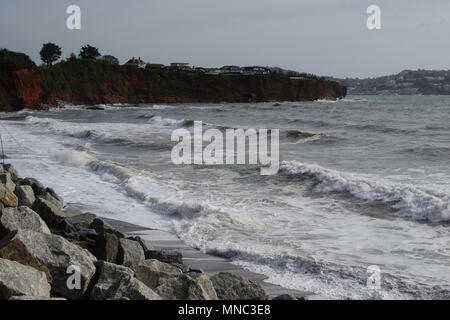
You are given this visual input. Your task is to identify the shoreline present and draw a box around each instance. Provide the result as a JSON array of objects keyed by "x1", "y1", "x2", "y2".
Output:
[
  {"x1": 102, "y1": 217, "x2": 316, "y2": 300},
  {"x1": 0, "y1": 163, "x2": 312, "y2": 300}
]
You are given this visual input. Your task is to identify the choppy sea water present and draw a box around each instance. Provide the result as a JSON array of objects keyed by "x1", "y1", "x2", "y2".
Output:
[{"x1": 1, "y1": 95, "x2": 449, "y2": 299}]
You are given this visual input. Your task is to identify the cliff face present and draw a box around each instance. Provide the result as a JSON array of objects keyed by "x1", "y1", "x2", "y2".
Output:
[{"x1": 0, "y1": 50, "x2": 346, "y2": 111}]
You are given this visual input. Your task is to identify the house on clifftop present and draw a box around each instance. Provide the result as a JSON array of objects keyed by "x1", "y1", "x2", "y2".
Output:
[{"x1": 125, "y1": 57, "x2": 146, "y2": 69}]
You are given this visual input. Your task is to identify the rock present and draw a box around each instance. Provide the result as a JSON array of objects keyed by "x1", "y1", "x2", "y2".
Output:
[
  {"x1": 14, "y1": 185, "x2": 36, "y2": 207},
  {"x1": 9, "y1": 296, "x2": 66, "y2": 300},
  {"x1": 94, "y1": 232, "x2": 119, "y2": 263},
  {"x1": 127, "y1": 236, "x2": 152, "y2": 252},
  {"x1": 117, "y1": 238, "x2": 144, "y2": 269},
  {"x1": 2, "y1": 164, "x2": 19, "y2": 182},
  {"x1": 273, "y1": 294, "x2": 298, "y2": 300},
  {"x1": 155, "y1": 274, "x2": 218, "y2": 300},
  {"x1": 90, "y1": 261, "x2": 161, "y2": 300},
  {"x1": 134, "y1": 259, "x2": 182, "y2": 289},
  {"x1": 19, "y1": 178, "x2": 45, "y2": 196},
  {"x1": 41, "y1": 188, "x2": 63, "y2": 209},
  {"x1": 0, "y1": 229, "x2": 96, "y2": 299},
  {"x1": 0, "y1": 172, "x2": 16, "y2": 191},
  {"x1": 32, "y1": 197, "x2": 66, "y2": 228},
  {"x1": 0, "y1": 258, "x2": 51, "y2": 300},
  {"x1": 171, "y1": 263, "x2": 191, "y2": 273},
  {"x1": 144, "y1": 250, "x2": 183, "y2": 265},
  {"x1": 210, "y1": 272, "x2": 270, "y2": 300},
  {"x1": 0, "y1": 206, "x2": 51, "y2": 238},
  {"x1": 90, "y1": 218, "x2": 126, "y2": 238},
  {"x1": 65, "y1": 213, "x2": 97, "y2": 229},
  {"x1": 0, "y1": 184, "x2": 18, "y2": 207}
]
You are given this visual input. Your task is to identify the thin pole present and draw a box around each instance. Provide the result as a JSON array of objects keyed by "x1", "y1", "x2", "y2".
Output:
[{"x1": 0, "y1": 134, "x2": 5, "y2": 165}]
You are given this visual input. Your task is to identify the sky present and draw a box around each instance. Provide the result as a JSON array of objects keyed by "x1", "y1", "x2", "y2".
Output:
[{"x1": 1, "y1": 0, "x2": 450, "y2": 78}]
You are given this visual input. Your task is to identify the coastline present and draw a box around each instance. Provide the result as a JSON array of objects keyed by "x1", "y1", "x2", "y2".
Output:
[
  {"x1": 102, "y1": 217, "x2": 316, "y2": 299},
  {"x1": 0, "y1": 163, "x2": 310, "y2": 300}
]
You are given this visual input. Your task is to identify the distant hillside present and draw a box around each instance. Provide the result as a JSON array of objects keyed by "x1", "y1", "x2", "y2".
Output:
[
  {"x1": 0, "y1": 49, "x2": 346, "y2": 111},
  {"x1": 329, "y1": 70, "x2": 450, "y2": 95}
]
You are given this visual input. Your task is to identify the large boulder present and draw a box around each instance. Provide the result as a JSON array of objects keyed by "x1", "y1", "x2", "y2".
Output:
[
  {"x1": 134, "y1": 259, "x2": 182, "y2": 289},
  {"x1": 0, "y1": 229, "x2": 96, "y2": 299},
  {"x1": 0, "y1": 206, "x2": 51, "y2": 238},
  {"x1": 155, "y1": 274, "x2": 218, "y2": 300},
  {"x1": 2, "y1": 164, "x2": 19, "y2": 182},
  {"x1": 90, "y1": 218, "x2": 126, "y2": 238},
  {"x1": 210, "y1": 272, "x2": 269, "y2": 300},
  {"x1": 94, "y1": 232, "x2": 119, "y2": 263},
  {"x1": 32, "y1": 197, "x2": 66, "y2": 228},
  {"x1": 0, "y1": 172, "x2": 16, "y2": 191},
  {"x1": 144, "y1": 249, "x2": 183, "y2": 265},
  {"x1": 0, "y1": 258, "x2": 51, "y2": 300},
  {"x1": 18, "y1": 178, "x2": 45, "y2": 196},
  {"x1": 65, "y1": 213, "x2": 97, "y2": 229},
  {"x1": 90, "y1": 261, "x2": 161, "y2": 300},
  {"x1": 14, "y1": 185, "x2": 36, "y2": 207},
  {"x1": 0, "y1": 184, "x2": 18, "y2": 207},
  {"x1": 42, "y1": 188, "x2": 64, "y2": 209},
  {"x1": 118, "y1": 238, "x2": 144, "y2": 269}
]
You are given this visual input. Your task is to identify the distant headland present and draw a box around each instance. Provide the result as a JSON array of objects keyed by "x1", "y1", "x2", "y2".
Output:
[
  {"x1": 0, "y1": 45, "x2": 346, "y2": 111},
  {"x1": 329, "y1": 69, "x2": 450, "y2": 95}
]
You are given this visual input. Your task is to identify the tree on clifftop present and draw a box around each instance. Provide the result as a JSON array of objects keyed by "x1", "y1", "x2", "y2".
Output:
[
  {"x1": 79, "y1": 45, "x2": 101, "y2": 60},
  {"x1": 40, "y1": 43, "x2": 62, "y2": 66}
]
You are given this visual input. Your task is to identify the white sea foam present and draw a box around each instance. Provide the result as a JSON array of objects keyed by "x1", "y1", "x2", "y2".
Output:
[{"x1": 279, "y1": 160, "x2": 450, "y2": 222}]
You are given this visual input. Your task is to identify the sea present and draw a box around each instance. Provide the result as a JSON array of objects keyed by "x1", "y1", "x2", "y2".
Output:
[{"x1": 1, "y1": 95, "x2": 449, "y2": 299}]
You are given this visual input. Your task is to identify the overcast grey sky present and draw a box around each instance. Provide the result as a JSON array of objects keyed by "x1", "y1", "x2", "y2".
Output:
[{"x1": 1, "y1": 0, "x2": 449, "y2": 78}]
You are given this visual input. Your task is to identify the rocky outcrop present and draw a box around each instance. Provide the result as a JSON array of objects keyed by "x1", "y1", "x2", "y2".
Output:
[
  {"x1": 90, "y1": 261, "x2": 161, "y2": 300},
  {"x1": 0, "y1": 163, "x2": 295, "y2": 301},
  {"x1": 0, "y1": 206, "x2": 51, "y2": 238},
  {"x1": 211, "y1": 272, "x2": 270, "y2": 300},
  {"x1": 14, "y1": 185, "x2": 36, "y2": 207},
  {"x1": 0, "y1": 258, "x2": 50, "y2": 300},
  {"x1": 155, "y1": 274, "x2": 218, "y2": 300},
  {"x1": 117, "y1": 238, "x2": 145, "y2": 269},
  {"x1": 134, "y1": 259, "x2": 182, "y2": 289},
  {"x1": 32, "y1": 197, "x2": 66, "y2": 228},
  {"x1": 0, "y1": 229, "x2": 96, "y2": 299}
]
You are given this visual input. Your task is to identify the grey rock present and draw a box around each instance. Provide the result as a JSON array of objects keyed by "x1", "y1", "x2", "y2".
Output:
[
  {"x1": 65, "y1": 213, "x2": 97, "y2": 229},
  {"x1": 144, "y1": 250, "x2": 183, "y2": 265},
  {"x1": 2, "y1": 164, "x2": 19, "y2": 182},
  {"x1": 41, "y1": 190, "x2": 63, "y2": 209},
  {"x1": 90, "y1": 261, "x2": 161, "y2": 300},
  {"x1": 127, "y1": 236, "x2": 152, "y2": 252},
  {"x1": 210, "y1": 272, "x2": 270, "y2": 300},
  {"x1": 94, "y1": 232, "x2": 119, "y2": 263},
  {"x1": 0, "y1": 229, "x2": 96, "y2": 299},
  {"x1": 20, "y1": 178, "x2": 45, "y2": 196},
  {"x1": 117, "y1": 238, "x2": 144, "y2": 269},
  {"x1": 155, "y1": 274, "x2": 218, "y2": 300},
  {"x1": 0, "y1": 206, "x2": 51, "y2": 238},
  {"x1": 32, "y1": 197, "x2": 66, "y2": 228},
  {"x1": 90, "y1": 218, "x2": 126, "y2": 238},
  {"x1": 134, "y1": 259, "x2": 182, "y2": 289},
  {"x1": 14, "y1": 185, "x2": 36, "y2": 207},
  {"x1": 0, "y1": 172, "x2": 16, "y2": 191},
  {"x1": 0, "y1": 258, "x2": 51, "y2": 300}
]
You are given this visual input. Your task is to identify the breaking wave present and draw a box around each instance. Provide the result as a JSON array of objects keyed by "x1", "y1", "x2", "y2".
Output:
[{"x1": 279, "y1": 160, "x2": 450, "y2": 222}]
